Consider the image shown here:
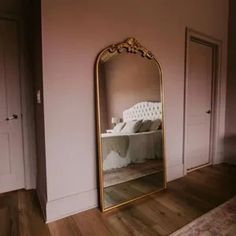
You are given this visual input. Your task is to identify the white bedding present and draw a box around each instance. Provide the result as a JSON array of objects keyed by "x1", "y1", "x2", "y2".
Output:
[{"x1": 101, "y1": 130, "x2": 162, "y2": 171}]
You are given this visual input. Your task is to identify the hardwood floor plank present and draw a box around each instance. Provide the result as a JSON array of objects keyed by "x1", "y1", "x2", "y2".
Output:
[
  {"x1": 115, "y1": 211, "x2": 159, "y2": 236},
  {"x1": 102, "y1": 213, "x2": 136, "y2": 236},
  {"x1": 17, "y1": 190, "x2": 51, "y2": 236},
  {"x1": 0, "y1": 207, "x2": 11, "y2": 236},
  {"x1": 71, "y1": 209, "x2": 113, "y2": 236},
  {"x1": 48, "y1": 217, "x2": 82, "y2": 236},
  {"x1": 133, "y1": 199, "x2": 187, "y2": 234},
  {"x1": 151, "y1": 191, "x2": 202, "y2": 220},
  {"x1": 0, "y1": 191, "x2": 20, "y2": 236}
]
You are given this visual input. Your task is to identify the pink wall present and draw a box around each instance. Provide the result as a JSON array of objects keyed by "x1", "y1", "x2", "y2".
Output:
[
  {"x1": 40, "y1": 0, "x2": 229, "y2": 221},
  {"x1": 225, "y1": 0, "x2": 236, "y2": 165}
]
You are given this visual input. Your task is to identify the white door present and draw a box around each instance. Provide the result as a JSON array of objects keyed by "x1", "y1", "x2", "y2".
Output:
[
  {"x1": 185, "y1": 39, "x2": 213, "y2": 170},
  {"x1": 0, "y1": 19, "x2": 25, "y2": 193}
]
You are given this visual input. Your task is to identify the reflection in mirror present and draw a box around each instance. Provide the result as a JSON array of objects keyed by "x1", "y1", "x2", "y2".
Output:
[{"x1": 96, "y1": 38, "x2": 166, "y2": 211}]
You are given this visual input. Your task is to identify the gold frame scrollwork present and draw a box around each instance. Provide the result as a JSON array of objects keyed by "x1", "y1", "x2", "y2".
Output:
[
  {"x1": 95, "y1": 37, "x2": 167, "y2": 212},
  {"x1": 109, "y1": 37, "x2": 154, "y2": 59}
]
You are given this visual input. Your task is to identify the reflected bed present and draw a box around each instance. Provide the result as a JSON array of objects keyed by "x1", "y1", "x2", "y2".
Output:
[
  {"x1": 102, "y1": 130, "x2": 162, "y2": 171},
  {"x1": 101, "y1": 101, "x2": 163, "y2": 187}
]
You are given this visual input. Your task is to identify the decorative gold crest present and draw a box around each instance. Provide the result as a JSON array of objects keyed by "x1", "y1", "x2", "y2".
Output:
[{"x1": 109, "y1": 37, "x2": 154, "y2": 59}]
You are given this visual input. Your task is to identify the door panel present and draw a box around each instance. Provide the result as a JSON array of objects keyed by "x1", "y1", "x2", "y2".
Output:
[
  {"x1": 0, "y1": 134, "x2": 10, "y2": 174},
  {"x1": 186, "y1": 40, "x2": 213, "y2": 170},
  {"x1": 0, "y1": 19, "x2": 25, "y2": 193}
]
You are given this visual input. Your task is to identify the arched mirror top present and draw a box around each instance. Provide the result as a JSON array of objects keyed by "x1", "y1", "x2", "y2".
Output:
[{"x1": 96, "y1": 37, "x2": 161, "y2": 66}]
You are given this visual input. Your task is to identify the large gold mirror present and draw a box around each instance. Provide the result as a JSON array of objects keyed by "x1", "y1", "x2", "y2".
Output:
[{"x1": 95, "y1": 38, "x2": 166, "y2": 211}]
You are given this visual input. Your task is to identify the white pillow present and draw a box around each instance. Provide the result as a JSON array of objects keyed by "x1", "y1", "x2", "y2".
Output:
[
  {"x1": 121, "y1": 120, "x2": 142, "y2": 133},
  {"x1": 138, "y1": 120, "x2": 152, "y2": 132},
  {"x1": 149, "y1": 119, "x2": 162, "y2": 131},
  {"x1": 112, "y1": 122, "x2": 126, "y2": 133}
]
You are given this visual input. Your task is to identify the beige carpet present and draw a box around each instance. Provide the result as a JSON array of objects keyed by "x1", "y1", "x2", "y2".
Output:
[{"x1": 170, "y1": 196, "x2": 236, "y2": 236}]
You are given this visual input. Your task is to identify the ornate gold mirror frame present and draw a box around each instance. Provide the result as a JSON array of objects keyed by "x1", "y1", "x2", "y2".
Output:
[{"x1": 95, "y1": 37, "x2": 166, "y2": 212}]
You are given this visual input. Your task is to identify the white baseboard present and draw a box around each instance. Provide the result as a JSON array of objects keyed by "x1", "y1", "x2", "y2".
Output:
[
  {"x1": 213, "y1": 151, "x2": 225, "y2": 164},
  {"x1": 167, "y1": 164, "x2": 184, "y2": 182},
  {"x1": 45, "y1": 189, "x2": 98, "y2": 223},
  {"x1": 42, "y1": 165, "x2": 184, "y2": 223}
]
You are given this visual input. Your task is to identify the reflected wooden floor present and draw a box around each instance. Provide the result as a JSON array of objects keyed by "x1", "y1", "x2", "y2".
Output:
[
  {"x1": 104, "y1": 159, "x2": 163, "y2": 187},
  {"x1": 0, "y1": 164, "x2": 236, "y2": 236},
  {"x1": 104, "y1": 171, "x2": 164, "y2": 208}
]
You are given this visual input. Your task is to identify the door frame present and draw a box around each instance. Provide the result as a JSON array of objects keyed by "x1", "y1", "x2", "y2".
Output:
[
  {"x1": 0, "y1": 12, "x2": 37, "y2": 190},
  {"x1": 183, "y1": 28, "x2": 222, "y2": 175}
]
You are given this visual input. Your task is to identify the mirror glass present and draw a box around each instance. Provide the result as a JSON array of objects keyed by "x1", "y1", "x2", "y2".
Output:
[{"x1": 96, "y1": 38, "x2": 166, "y2": 211}]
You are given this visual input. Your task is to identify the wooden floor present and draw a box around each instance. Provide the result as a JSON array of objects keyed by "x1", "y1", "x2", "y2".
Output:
[{"x1": 0, "y1": 164, "x2": 235, "y2": 236}]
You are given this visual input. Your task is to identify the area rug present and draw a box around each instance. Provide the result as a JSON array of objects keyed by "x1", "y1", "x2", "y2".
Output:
[{"x1": 170, "y1": 196, "x2": 236, "y2": 236}]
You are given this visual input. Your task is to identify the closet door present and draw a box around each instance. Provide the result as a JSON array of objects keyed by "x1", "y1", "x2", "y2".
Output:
[
  {"x1": 0, "y1": 19, "x2": 25, "y2": 193},
  {"x1": 185, "y1": 39, "x2": 213, "y2": 170}
]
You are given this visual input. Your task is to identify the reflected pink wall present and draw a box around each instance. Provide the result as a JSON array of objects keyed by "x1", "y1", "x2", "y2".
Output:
[{"x1": 103, "y1": 53, "x2": 161, "y2": 130}]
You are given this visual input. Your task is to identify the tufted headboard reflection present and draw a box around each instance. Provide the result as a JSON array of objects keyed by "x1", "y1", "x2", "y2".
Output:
[{"x1": 123, "y1": 101, "x2": 162, "y2": 122}]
